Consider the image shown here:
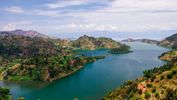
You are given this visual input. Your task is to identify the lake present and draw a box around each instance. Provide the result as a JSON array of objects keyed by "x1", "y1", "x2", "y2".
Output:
[{"x1": 0, "y1": 42, "x2": 170, "y2": 100}]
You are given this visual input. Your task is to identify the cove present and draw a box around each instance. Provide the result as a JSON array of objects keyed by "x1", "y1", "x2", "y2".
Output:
[{"x1": 0, "y1": 42, "x2": 170, "y2": 100}]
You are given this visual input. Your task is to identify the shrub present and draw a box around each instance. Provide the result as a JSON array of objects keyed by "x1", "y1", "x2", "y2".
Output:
[
  {"x1": 155, "y1": 92, "x2": 159, "y2": 98},
  {"x1": 152, "y1": 87, "x2": 156, "y2": 93},
  {"x1": 171, "y1": 70, "x2": 176, "y2": 75},
  {"x1": 160, "y1": 75, "x2": 164, "y2": 80},
  {"x1": 166, "y1": 70, "x2": 176, "y2": 79},
  {"x1": 167, "y1": 73, "x2": 173, "y2": 79},
  {"x1": 146, "y1": 84, "x2": 153, "y2": 88},
  {"x1": 138, "y1": 89, "x2": 142, "y2": 95},
  {"x1": 150, "y1": 75, "x2": 156, "y2": 82},
  {"x1": 145, "y1": 92, "x2": 151, "y2": 98}
]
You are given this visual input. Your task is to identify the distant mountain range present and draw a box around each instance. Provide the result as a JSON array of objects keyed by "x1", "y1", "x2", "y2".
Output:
[
  {"x1": 122, "y1": 33, "x2": 177, "y2": 49},
  {"x1": 122, "y1": 38, "x2": 159, "y2": 44},
  {"x1": 0, "y1": 29, "x2": 50, "y2": 38}
]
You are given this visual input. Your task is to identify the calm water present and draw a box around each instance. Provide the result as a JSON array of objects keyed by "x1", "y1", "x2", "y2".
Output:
[{"x1": 0, "y1": 42, "x2": 170, "y2": 100}]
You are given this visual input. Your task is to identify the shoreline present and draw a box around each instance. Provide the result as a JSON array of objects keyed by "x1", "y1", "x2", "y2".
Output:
[{"x1": 0, "y1": 56, "x2": 105, "y2": 86}]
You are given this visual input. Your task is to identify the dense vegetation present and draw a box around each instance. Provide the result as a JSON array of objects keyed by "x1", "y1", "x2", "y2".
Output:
[
  {"x1": 104, "y1": 50, "x2": 177, "y2": 100},
  {"x1": 109, "y1": 44, "x2": 132, "y2": 54},
  {"x1": 0, "y1": 54, "x2": 104, "y2": 82}
]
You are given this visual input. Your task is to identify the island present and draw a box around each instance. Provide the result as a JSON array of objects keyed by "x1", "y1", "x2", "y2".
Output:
[{"x1": 108, "y1": 44, "x2": 132, "y2": 54}]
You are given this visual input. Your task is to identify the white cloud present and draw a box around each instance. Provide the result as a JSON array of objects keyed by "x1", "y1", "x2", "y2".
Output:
[
  {"x1": 45, "y1": 0, "x2": 110, "y2": 9},
  {"x1": 3, "y1": 23, "x2": 16, "y2": 31},
  {"x1": 59, "y1": 0, "x2": 177, "y2": 32},
  {"x1": 2, "y1": 21, "x2": 33, "y2": 31},
  {"x1": 5, "y1": 6, "x2": 24, "y2": 13},
  {"x1": 55, "y1": 23, "x2": 119, "y2": 32},
  {"x1": 96, "y1": 0, "x2": 177, "y2": 13},
  {"x1": 33, "y1": 10, "x2": 62, "y2": 17},
  {"x1": 46, "y1": 0, "x2": 86, "y2": 9}
]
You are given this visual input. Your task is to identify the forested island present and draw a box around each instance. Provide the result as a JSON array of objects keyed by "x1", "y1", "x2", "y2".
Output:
[{"x1": 109, "y1": 44, "x2": 132, "y2": 54}]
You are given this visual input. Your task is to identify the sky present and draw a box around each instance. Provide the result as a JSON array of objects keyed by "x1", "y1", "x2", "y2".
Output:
[{"x1": 0, "y1": 0, "x2": 177, "y2": 39}]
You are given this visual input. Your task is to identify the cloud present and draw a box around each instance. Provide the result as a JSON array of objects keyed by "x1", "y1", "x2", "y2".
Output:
[
  {"x1": 5, "y1": 6, "x2": 24, "y2": 13},
  {"x1": 55, "y1": 23, "x2": 119, "y2": 32},
  {"x1": 2, "y1": 23, "x2": 16, "y2": 31},
  {"x1": 2, "y1": 21, "x2": 33, "y2": 31},
  {"x1": 45, "y1": 0, "x2": 112, "y2": 9},
  {"x1": 97, "y1": 0, "x2": 177, "y2": 13},
  {"x1": 46, "y1": 0, "x2": 86, "y2": 9},
  {"x1": 33, "y1": 10, "x2": 62, "y2": 17}
]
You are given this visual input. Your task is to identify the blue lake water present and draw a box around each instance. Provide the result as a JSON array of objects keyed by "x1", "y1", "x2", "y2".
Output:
[{"x1": 0, "y1": 42, "x2": 170, "y2": 100}]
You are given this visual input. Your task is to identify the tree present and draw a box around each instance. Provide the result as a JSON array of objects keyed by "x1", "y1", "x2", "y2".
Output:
[{"x1": 0, "y1": 87, "x2": 10, "y2": 100}]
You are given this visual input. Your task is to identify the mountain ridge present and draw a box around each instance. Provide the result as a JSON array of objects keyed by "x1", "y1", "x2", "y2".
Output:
[{"x1": 0, "y1": 29, "x2": 50, "y2": 38}]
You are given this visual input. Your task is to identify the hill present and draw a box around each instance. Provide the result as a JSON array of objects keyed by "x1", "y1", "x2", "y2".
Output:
[
  {"x1": 0, "y1": 35, "x2": 60, "y2": 57},
  {"x1": 72, "y1": 35, "x2": 122, "y2": 50},
  {"x1": 0, "y1": 29, "x2": 50, "y2": 38},
  {"x1": 158, "y1": 33, "x2": 177, "y2": 48},
  {"x1": 71, "y1": 35, "x2": 131, "y2": 54}
]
